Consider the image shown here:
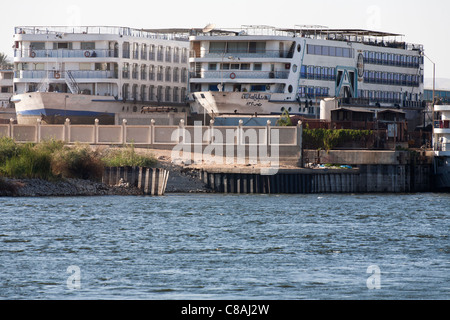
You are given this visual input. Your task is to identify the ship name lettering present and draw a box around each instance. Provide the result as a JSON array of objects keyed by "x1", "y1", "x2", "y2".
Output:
[{"x1": 241, "y1": 93, "x2": 270, "y2": 101}]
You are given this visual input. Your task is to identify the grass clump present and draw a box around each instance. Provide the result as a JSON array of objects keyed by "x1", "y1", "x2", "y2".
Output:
[
  {"x1": 102, "y1": 145, "x2": 157, "y2": 168},
  {"x1": 0, "y1": 139, "x2": 58, "y2": 180}
]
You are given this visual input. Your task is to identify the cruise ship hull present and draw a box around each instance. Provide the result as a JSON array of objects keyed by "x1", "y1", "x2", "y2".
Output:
[
  {"x1": 13, "y1": 92, "x2": 124, "y2": 125},
  {"x1": 190, "y1": 91, "x2": 304, "y2": 116}
]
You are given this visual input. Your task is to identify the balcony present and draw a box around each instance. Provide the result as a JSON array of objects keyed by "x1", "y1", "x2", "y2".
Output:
[
  {"x1": 190, "y1": 70, "x2": 290, "y2": 80},
  {"x1": 190, "y1": 50, "x2": 295, "y2": 59},
  {"x1": 434, "y1": 142, "x2": 450, "y2": 157},
  {"x1": 434, "y1": 120, "x2": 450, "y2": 136},
  {"x1": 15, "y1": 49, "x2": 119, "y2": 59},
  {"x1": 15, "y1": 70, "x2": 119, "y2": 80}
]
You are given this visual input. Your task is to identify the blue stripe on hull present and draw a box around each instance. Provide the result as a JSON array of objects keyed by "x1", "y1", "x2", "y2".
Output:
[{"x1": 17, "y1": 108, "x2": 115, "y2": 117}]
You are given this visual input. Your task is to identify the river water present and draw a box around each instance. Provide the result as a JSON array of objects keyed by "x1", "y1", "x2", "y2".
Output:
[{"x1": 0, "y1": 193, "x2": 448, "y2": 300}]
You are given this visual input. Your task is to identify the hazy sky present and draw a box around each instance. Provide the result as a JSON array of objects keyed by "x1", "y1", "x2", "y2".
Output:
[{"x1": 1, "y1": 0, "x2": 448, "y2": 85}]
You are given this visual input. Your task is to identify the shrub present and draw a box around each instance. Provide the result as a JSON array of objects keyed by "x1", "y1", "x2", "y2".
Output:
[
  {"x1": 303, "y1": 128, "x2": 373, "y2": 151},
  {"x1": 51, "y1": 144, "x2": 104, "y2": 181}
]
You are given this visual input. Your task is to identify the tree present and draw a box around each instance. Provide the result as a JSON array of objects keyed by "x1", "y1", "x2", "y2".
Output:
[
  {"x1": 0, "y1": 53, "x2": 13, "y2": 70},
  {"x1": 276, "y1": 109, "x2": 293, "y2": 126}
]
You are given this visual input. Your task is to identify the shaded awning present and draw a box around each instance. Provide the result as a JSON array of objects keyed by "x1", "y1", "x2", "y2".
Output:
[{"x1": 332, "y1": 107, "x2": 405, "y2": 114}]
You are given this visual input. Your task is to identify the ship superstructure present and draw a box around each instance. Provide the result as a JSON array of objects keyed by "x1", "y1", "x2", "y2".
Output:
[
  {"x1": 188, "y1": 25, "x2": 424, "y2": 121},
  {"x1": 12, "y1": 26, "x2": 190, "y2": 124}
]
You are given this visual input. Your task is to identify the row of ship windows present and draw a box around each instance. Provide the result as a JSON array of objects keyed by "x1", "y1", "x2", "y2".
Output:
[
  {"x1": 363, "y1": 70, "x2": 423, "y2": 87},
  {"x1": 122, "y1": 84, "x2": 187, "y2": 103},
  {"x1": 122, "y1": 64, "x2": 188, "y2": 82},
  {"x1": 306, "y1": 44, "x2": 353, "y2": 58},
  {"x1": 300, "y1": 65, "x2": 422, "y2": 87},
  {"x1": 298, "y1": 86, "x2": 330, "y2": 98},
  {"x1": 306, "y1": 44, "x2": 422, "y2": 69},
  {"x1": 363, "y1": 51, "x2": 422, "y2": 68},
  {"x1": 20, "y1": 41, "x2": 189, "y2": 63},
  {"x1": 298, "y1": 86, "x2": 422, "y2": 103},
  {"x1": 358, "y1": 90, "x2": 421, "y2": 103}
]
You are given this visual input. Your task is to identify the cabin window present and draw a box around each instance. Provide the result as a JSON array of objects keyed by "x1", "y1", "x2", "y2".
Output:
[
  {"x1": 248, "y1": 42, "x2": 266, "y2": 53},
  {"x1": 208, "y1": 84, "x2": 220, "y2": 92},
  {"x1": 81, "y1": 42, "x2": 95, "y2": 50},
  {"x1": 329, "y1": 46, "x2": 336, "y2": 56},
  {"x1": 240, "y1": 64, "x2": 250, "y2": 70},
  {"x1": 53, "y1": 42, "x2": 72, "y2": 50},
  {"x1": 122, "y1": 42, "x2": 130, "y2": 59},
  {"x1": 30, "y1": 42, "x2": 45, "y2": 50},
  {"x1": 208, "y1": 63, "x2": 217, "y2": 70},
  {"x1": 314, "y1": 46, "x2": 322, "y2": 55},
  {"x1": 342, "y1": 48, "x2": 351, "y2": 58},
  {"x1": 250, "y1": 85, "x2": 266, "y2": 92},
  {"x1": 300, "y1": 65, "x2": 307, "y2": 78},
  {"x1": 227, "y1": 42, "x2": 248, "y2": 54},
  {"x1": 209, "y1": 42, "x2": 226, "y2": 54},
  {"x1": 253, "y1": 63, "x2": 262, "y2": 71},
  {"x1": 173, "y1": 87, "x2": 179, "y2": 102}
]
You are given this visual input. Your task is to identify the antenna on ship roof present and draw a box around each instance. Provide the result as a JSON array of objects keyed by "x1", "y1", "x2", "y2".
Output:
[{"x1": 203, "y1": 23, "x2": 215, "y2": 33}]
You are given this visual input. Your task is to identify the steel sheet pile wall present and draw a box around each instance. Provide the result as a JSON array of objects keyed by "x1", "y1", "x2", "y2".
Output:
[
  {"x1": 201, "y1": 164, "x2": 431, "y2": 194},
  {"x1": 103, "y1": 166, "x2": 169, "y2": 196}
]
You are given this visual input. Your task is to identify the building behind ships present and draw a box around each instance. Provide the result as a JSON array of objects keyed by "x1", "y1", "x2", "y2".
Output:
[{"x1": 188, "y1": 25, "x2": 425, "y2": 128}]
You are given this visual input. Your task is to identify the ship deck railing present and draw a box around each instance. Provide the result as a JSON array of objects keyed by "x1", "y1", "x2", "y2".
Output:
[
  {"x1": 15, "y1": 70, "x2": 119, "y2": 80},
  {"x1": 194, "y1": 26, "x2": 423, "y2": 53},
  {"x1": 190, "y1": 50, "x2": 295, "y2": 59},
  {"x1": 434, "y1": 142, "x2": 450, "y2": 152},
  {"x1": 190, "y1": 70, "x2": 290, "y2": 80},
  {"x1": 15, "y1": 49, "x2": 119, "y2": 59},
  {"x1": 15, "y1": 26, "x2": 189, "y2": 42},
  {"x1": 434, "y1": 120, "x2": 450, "y2": 129}
]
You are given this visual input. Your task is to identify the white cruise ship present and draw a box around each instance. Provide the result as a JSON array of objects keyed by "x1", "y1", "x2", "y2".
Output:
[
  {"x1": 188, "y1": 25, "x2": 425, "y2": 122},
  {"x1": 12, "y1": 26, "x2": 190, "y2": 124}
]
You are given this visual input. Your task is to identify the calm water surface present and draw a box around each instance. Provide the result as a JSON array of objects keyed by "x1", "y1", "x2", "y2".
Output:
[{"x1": 0, "y1": 193, "x2": 448, "y2": 300}]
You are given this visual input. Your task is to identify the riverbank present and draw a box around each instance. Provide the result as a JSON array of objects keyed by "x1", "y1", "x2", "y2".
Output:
[
  {"x1": 0, "y1": 160, "x2": 211, "y2": 197},
  {"x1": 0, "y1": 177, "x2": 144, "y2": 197}
]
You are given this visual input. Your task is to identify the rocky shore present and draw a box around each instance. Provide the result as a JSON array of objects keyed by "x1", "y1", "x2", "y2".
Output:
[
  {"x1": 0, "y1": 162, "x2": 211, "y2": 197},
  {"x1": 0, "y1": 178, "x2": 144, "y2": 197}
]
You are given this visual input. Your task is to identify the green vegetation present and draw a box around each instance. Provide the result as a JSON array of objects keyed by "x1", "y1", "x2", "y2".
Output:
[
  {"x1": 0, "y1": 139, "x2": 56, "y2": 180},
  {"x1": 303, "y1": 128, "x2": 373, "y2": 151},
  {"x1": 0, "y1": 52, "x2": 13, "y2": 69},
  {"x1": 276, "y1": 109, "x2": 293, "y2": 127},
  {"x1": 0, "y1": 138, "x2": 157, "y2": 182},
  {"x1": 102, "y1": 144, "x2": 157, "y2": 168},
  {"x1": 51, "y1": 143, "x2": 104, "y2": 180}
]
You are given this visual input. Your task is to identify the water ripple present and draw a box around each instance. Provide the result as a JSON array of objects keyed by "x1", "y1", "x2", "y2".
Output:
[{"x1": 0, "y1": 193, "x2": 448, "y2": 300}]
